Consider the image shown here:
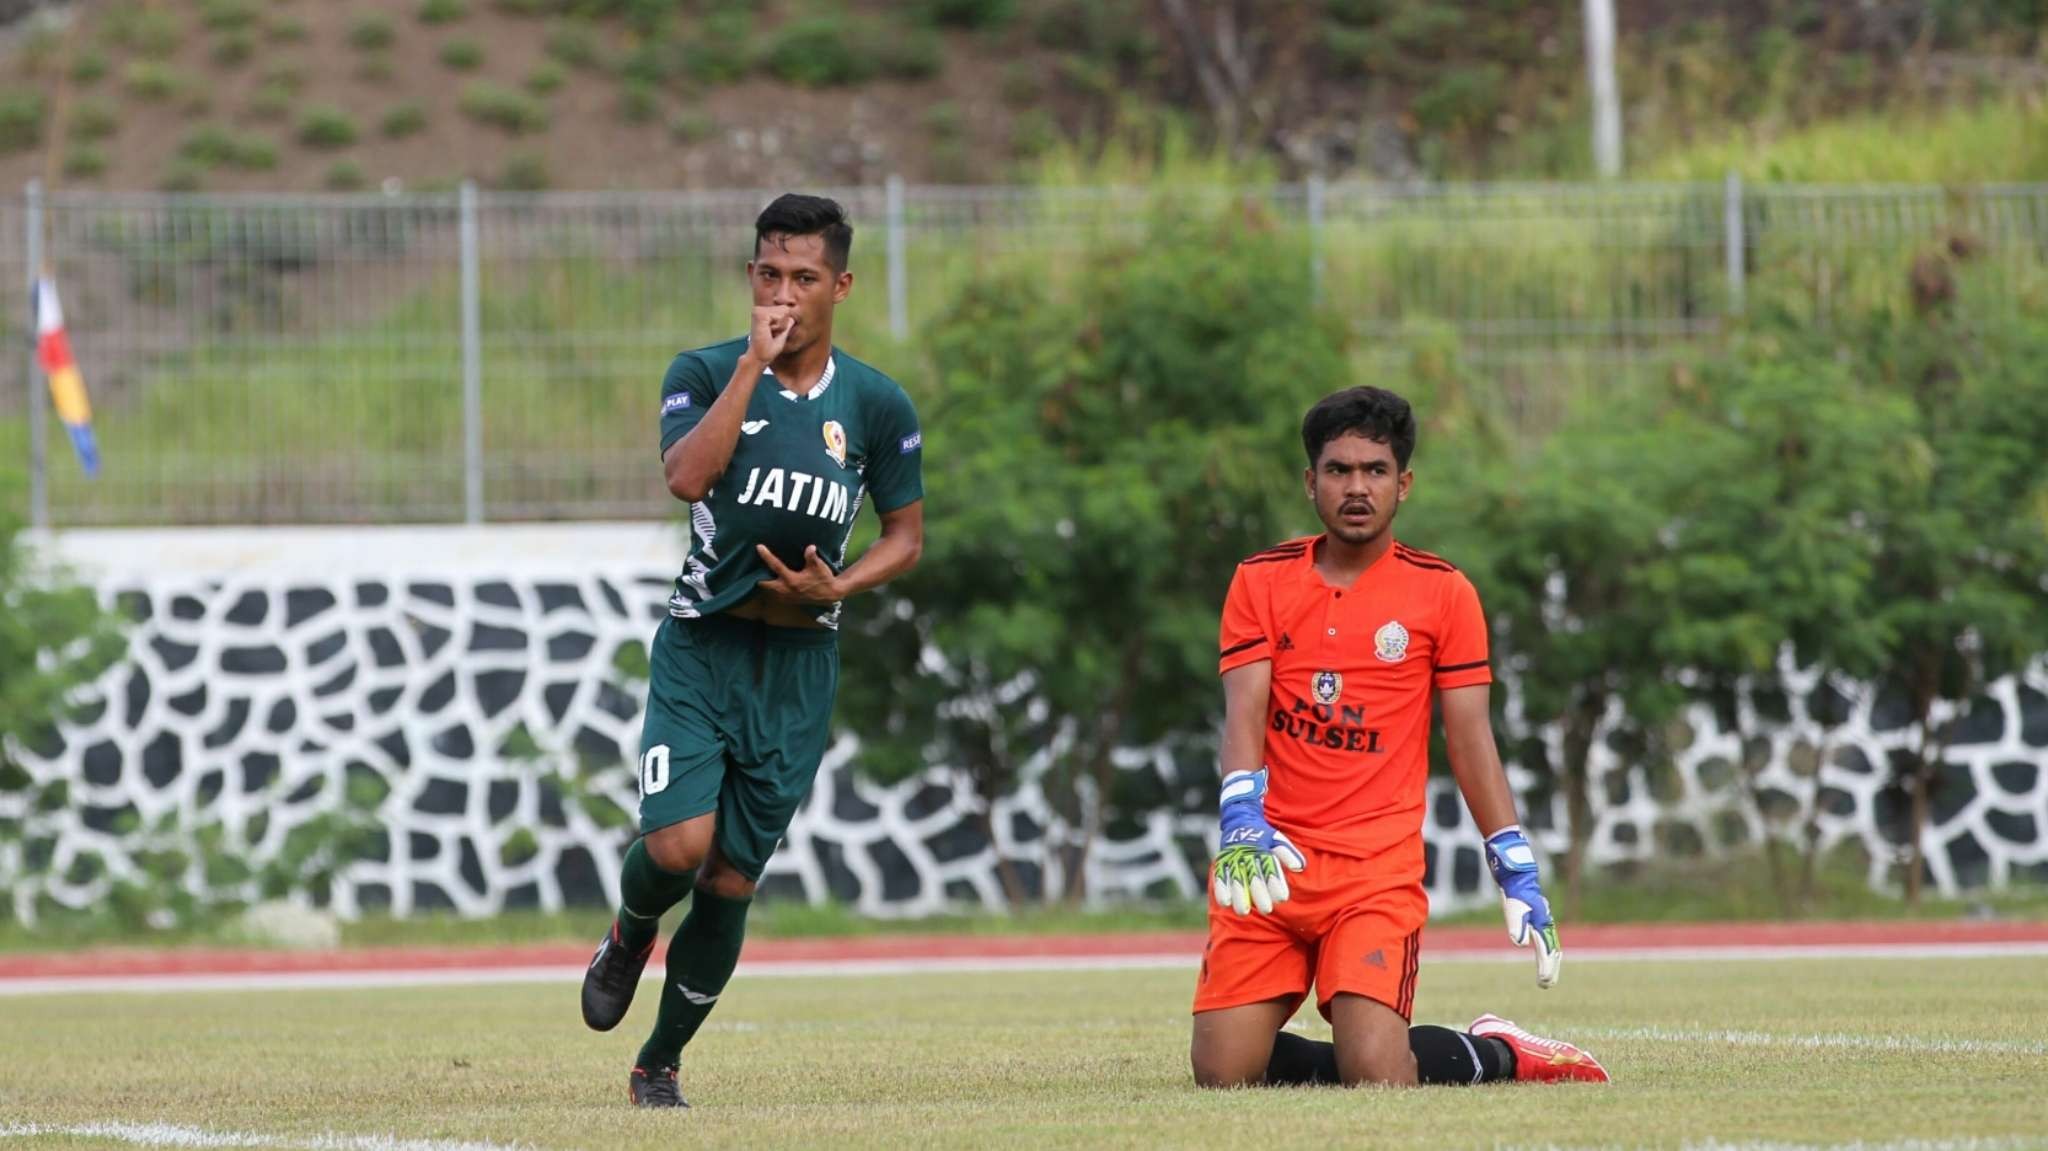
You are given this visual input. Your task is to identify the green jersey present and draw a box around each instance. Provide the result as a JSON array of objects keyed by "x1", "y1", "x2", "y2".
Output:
[{"x1": 658, "y1": 336, "x2": 924, "y2": 630}]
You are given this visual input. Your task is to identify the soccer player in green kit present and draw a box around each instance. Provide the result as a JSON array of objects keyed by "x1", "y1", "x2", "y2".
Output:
[{"x1": 579, "y1": 194, "x2": 925, "y2": 1109}]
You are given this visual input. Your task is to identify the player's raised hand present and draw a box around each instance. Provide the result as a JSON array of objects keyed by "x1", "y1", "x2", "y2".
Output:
[
  {"x1": 748, "y1": 304, "x2": 797, "y2": 363},
  {"x1": 1211, "y1": 768, "x2": 1307, "y2": 916},
  {"x1": 1484, "y1": 826, "x2": 1562, "y2": 989},
  {"x1": 756, "y1": 544, "x2": 841, "y2": 605}
]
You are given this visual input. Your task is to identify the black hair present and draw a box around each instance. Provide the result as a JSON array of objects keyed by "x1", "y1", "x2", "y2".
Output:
[
  {"x1": 753, "y1": 193, "x2": 853, "y2": 273},
  {"x1": 1301, "y1": 386, "x2": 1417, "y2": 470}
]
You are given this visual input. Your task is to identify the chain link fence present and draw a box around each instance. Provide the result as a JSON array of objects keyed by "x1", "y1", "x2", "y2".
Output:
[{"x1": 5, "y1": 179, "x2": 2042, "y2": 526}]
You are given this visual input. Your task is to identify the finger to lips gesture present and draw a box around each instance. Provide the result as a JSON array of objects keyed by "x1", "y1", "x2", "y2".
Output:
[
  {"x1": 750, "y1": 305, "x2": 797, "y2": 362},
  {"x1": 757, "y1": 544, "x2": 839, "y2": 604}
]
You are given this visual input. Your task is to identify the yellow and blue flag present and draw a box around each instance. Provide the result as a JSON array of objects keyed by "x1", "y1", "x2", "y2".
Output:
[{"x1": 33, "y1": 275, "x2": 99, "y2": 477}]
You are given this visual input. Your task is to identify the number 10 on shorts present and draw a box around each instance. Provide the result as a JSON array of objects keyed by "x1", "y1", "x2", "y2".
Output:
[{"x1": 639, "y1": 745, "x2": 670, "y2": 797}]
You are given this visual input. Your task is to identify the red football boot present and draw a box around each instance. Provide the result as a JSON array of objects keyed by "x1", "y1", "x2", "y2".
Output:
[{"x1": 1469, "y1": 1013, "x2": 1612, "y2": 1083}]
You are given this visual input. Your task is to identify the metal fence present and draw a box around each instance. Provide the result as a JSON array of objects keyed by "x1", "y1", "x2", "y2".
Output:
[{"x1": 5, "y1": 179, "x2": 2044, "y2": 526}]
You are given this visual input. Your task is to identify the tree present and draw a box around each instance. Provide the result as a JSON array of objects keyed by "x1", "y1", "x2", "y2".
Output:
[
  {"x1": 839, "y1": 193, "x2": 1345, "y2": 903},
  {"x1": 1641, "y1": 327, "x2": 1907, "y2": 910},
  {"x1": 0, "y1": 514, "x2": 128, "y2": 920},
  {"x1": 1855, "y1": 260, "x2": 2048, "y2": 901}
]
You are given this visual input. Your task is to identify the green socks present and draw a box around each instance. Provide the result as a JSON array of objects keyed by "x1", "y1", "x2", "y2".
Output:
[
  {"x1": 616, "y1": 837, "x2": 696, "y2": 951},
  {"x1": 635, "y1": 888, "x2": 752, "y2": 1070}
]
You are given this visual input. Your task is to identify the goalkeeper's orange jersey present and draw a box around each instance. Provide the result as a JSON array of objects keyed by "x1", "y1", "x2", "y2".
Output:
[{"x1": 1217, "y1": 535, "x2": 1493, "y2": 860}]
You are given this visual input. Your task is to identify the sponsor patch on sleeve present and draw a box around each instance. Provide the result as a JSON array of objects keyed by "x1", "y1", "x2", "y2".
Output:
[
  {"x1": 899, "y1": 431, "x2": 922, "y2": 454},
  {"x1": 661, "y1": 393, "x2": 692, "y2": 415}
]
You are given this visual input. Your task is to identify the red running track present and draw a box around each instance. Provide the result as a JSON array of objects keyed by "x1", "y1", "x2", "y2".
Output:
[{"x1": 3, "y1": 920, "x2": 2045, "y2": 982}]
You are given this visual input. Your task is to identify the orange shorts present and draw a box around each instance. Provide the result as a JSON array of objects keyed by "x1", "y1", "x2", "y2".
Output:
[{"x1": 1191, "y1": 838, "x2": 1427, "y2": 1021}]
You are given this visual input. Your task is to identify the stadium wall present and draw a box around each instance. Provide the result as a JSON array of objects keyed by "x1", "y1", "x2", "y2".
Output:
[{"x1": 5, "y1": 525, "x2": 2045, "y2": 923}]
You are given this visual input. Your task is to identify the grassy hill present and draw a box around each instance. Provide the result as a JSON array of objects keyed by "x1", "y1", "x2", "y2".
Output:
[{"x1": 0, "y1": 0, "x2": 2041, "y2": 194}]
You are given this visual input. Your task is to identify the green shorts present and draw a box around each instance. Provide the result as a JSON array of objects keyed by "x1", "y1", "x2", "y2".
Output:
[{"x1": 635, "y1": 612, "x2": 840, "y2": 881}]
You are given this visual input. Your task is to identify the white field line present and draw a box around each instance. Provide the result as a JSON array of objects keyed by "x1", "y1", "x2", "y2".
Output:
[
  {"x1": 0, "y1": 1121, "x2": 531, "y2": 1151},
  {"x1": 1570, "y1": 1024, "x2": 2048, "y2": 1058},
  {"x1": 1490, "y1": 1130, "x2": 2048, "y2": 1138},
  {"x1": 0, "y1": 941, "x2": 2044, "y2": 997}
]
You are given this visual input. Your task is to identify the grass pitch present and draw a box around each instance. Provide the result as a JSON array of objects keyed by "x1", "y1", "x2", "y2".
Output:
[{"x1": 3, "y1": 958, "x2": 2045, "y2": 1151}]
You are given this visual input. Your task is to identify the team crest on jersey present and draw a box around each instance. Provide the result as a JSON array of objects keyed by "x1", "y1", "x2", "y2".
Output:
[
  {"x1": 822, "y1": 420, "x2": 848, "y2": 467},
  {"x1": 1311, "y1": 670, "x2": 1342, "y2": 705},
  {"x1": 1374, "y1": 620, "x2": 1411, "y2": 663}
]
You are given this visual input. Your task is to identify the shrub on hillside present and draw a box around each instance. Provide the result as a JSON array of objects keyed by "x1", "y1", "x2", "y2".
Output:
[
  {"x1": 381, "y1": 103, "x2": 429, "y2": 139},
  {"x1": 914, "y1": 0, "x2": 1015, "y2": 29},
  {"x1": 211, "y1": 30, "x2": 256, "y2": 67},
  {"x1": 524, "y1": 62, "x2": 567, "y2": 95},
  {"x1": 348, "y1": 14, "x2": 396, "y2": 52},
  {"x1": 499, "y1": 152, "x2": 550, "y2": 191},
  {"x1": 439, "y1": 39, "x2": 485, "y2": 70},
  {"x1": 122, "y1": 62, "x2": 186, "y2": 101},
  {"x1": 199, "y1": 0, "x2": 259, "y2": 33},
  {"x1": 679, "y1": 6, "x2": 753, "y2": 85},
  {"x1": 460, "y1": 82, "x2": 549, "y2": 134},
  {"x1": 0, "y1": 93, "x2": 47, "y2": 155},
  {"x1": 324, "y1": 160, "x2": 368, "y2": 191},
  {"x1": 297, "y1": 107, "x2": 360, "y2": 150},
  {"x1": 71, "y1": 51, "x2": 109, "y2": 86},
  {"x1": 103, "y1": 8, "x2": 183, "y2": 59},
  {"x1": 545, "y1": 22, "x2": 601, "y2": 69},
  {"x1": 63, "y1": 146, "x2": 107, "y2": 180},
  {"x1": 420, "y1": 0, "x2": 470, "y2": 25},
  {"x1": 70, "y1": 99, "x2": 119, "y2": 143}
]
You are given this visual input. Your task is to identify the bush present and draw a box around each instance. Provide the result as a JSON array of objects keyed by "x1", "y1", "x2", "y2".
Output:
[
  {"x1": 544, "y1": 22, "x2": 600, "y2": 69},
  {"x1": 875, "y1": 26, "x2": 944, "y2": 80},
  {"x1": 160, "y1": 160, "x2": 205, "y2": 193},
  {"x1": 498, "y1": 151, "x2": 550, "y2": 191},
  {"x1": 71, "y1": 51, "x2": 109, "y2": 86},
  {"x1": 265, "y1": 15, "x2": 309, "y2": 43},
  {"x1": 0, "y1": 527, "x2": 127, "y2": 859},
  {"x1": 419, "y1": 0, "x2": 469, "y2": 24},
  {"x1": 324, "y1": 160, "x2": 367, "y2": 191},
  {"x1": 381, "y1": 103, "x2": 428, "y2": 139},
  {"x1": 914, "y1": 0, "x2": 1015, "y2": 28},
  {"x1": 246, "y1": 81, "x2": 294, "y2": 122},
  {"x1": 762, "y1": 12, "x2": 941, "y2": 84},
  {"x1": 617, "y1": 80, "x2": 657, "y2": 123},
  {"x1": 122, "y1": 62, "x2": 186, "y2": 101},
  {"x1": 439, "y1": 38, "x2": 485, "y2": 70},
  {"x1": 63, "y1": 146, "x2": 107, "y2": 179},
  {"x1": 524, "y1": 61, "x2": 567, "y2": 95},
  {"x1": 669, "y1": 110, "x2": 715, "y2": 144},
  {"x1": 211, "y1": 30, "x2": 256, "y2": 67},
  {"x1": 104, "y1": 8, "x2": 183, "y2": 59},
  {"x1": 199, "y1": 0, "x2": 259, "y2": 32},
  {"x1": 179, "y1": 125, "x2": 280, "y2": 170},
  {"x1": 459, "y1": 82, "x2": 549, "y2": 134},
  {"x1": 261, "y1": 64, "x2": 307, "y2": 94},
  {"x1": 494, "y1": 0, "x2": 555, "y2": 14},
  {"x1": 0, "y1": 94, "x2": 47, "y2": 154},
  {"x1": 70, "y1": 99, "x2": 119, "y2": 143},
  {"x1": 356, "y1": 51, "x2": 395, "y2": 84},
  {"x1": 764, "y1": 17, "x2": 875, "y2": 87},
  {"x1": 297, "y1": 107, "x2": 359, "y2": 150},
  {"x1": 348, "y1": 14, "x2": 396, "y2": 52},
  {"x1": 679, "y1": 7, "x2": 752, "y2": 84}
]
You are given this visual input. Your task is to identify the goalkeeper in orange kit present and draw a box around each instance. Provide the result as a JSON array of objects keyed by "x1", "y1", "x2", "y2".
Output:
[{"x1": 1191, "y1": 386, "x2": 1610, "y2": 1088}]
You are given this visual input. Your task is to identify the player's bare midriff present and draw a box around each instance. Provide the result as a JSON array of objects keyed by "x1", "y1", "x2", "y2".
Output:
[{"x1": 724, "y1": 594, "x2": 833, "y2": 630}]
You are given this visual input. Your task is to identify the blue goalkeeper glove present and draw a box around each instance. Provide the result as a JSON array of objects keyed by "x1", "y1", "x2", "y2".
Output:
[
  {"x1": 1212, "y1": 769, "x2": 1307, "y2": 916},
  {"x1": 1485, "y1": 825, "x2": 1561, "y2": 989}
]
